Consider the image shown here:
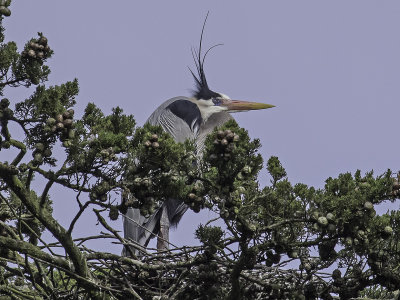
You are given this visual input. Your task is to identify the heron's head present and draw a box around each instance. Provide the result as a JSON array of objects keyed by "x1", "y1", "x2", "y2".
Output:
[
  {"x1": 193, "y1": 92, "x2": 275, "y2": 122},
  {"x1": 190, "y1": 13, "x2": 274, "y2": 122}
]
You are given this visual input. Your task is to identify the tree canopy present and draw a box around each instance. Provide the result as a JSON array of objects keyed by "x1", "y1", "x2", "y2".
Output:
[{"x1": 1, "y1": 3, "x2": 400, "y2": 299}]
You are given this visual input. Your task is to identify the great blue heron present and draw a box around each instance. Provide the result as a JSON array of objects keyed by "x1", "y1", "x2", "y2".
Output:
[{"x1": 123, "y1": 17, "x2": 274, "y2": 255}]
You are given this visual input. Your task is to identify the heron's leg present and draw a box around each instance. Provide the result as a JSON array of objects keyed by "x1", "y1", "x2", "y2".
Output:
[{"x1": 157, "y1": 205, "x2": 169, "y2": 251}]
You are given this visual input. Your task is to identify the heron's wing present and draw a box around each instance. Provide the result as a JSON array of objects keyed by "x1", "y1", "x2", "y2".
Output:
[
  {"x1": 122, "y1": 191, "x2": 158, "y2": 255},
  {"x1": 122, "y1": 206, "x2": 160, "y2": 255},
  {"x1": 123, "y1": 97, "x2": 197, "y2": 253},
  {"x1": 147, "y1": 97, "x2": 199, "y2": 142},
  {"x1": 123, "y1": 206, "x2": 146, "y2": 244},
  {"x1": 123, "y1": 198, "x2": 187, "y2": 253}
]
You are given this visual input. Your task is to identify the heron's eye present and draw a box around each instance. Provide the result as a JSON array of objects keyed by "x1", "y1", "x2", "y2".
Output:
[{"x1": 212, "y1": 98, "x2": 222, "y2": 106}]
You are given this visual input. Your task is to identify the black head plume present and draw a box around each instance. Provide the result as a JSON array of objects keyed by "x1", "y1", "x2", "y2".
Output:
[{"x1": 189, "y1": 12, "x2": 223, "y2": 100}]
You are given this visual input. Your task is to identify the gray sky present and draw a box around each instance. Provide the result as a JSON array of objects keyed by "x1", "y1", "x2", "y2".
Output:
[{"x1": 4, "y1": 1, "x2": 400, "y2": 253}]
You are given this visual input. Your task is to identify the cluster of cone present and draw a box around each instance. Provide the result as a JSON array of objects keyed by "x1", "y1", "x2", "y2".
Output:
[{"x1": 44, "y1": 109, "x2": 75, "y2": 147}]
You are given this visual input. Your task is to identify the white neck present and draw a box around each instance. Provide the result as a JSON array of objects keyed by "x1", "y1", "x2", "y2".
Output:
[{"x1": 193, "y1": 99, "x2": 227, "y2": 122}]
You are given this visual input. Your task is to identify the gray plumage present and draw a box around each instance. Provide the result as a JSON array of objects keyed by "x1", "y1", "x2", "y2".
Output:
[
  {"x1": 123, "y1": 97, "x2": 233, "y2": 255},
  {"x1": 122, "y1": 14, "x2": 274, "y2": 255}
]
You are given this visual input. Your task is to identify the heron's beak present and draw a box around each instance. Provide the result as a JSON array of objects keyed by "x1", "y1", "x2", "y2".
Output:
[{"x1": 221, "y1": 99, "x2": 275, "y2": 112}]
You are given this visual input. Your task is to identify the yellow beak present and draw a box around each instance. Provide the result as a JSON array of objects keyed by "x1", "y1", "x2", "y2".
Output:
[{"x1": 221, "y1": 99, "x2": 275, "y2": 112}]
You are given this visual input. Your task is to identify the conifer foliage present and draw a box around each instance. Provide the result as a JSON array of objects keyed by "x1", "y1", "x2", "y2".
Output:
[{"x1": 0, "y1": 3, "x2": 400, "y2": 299}]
